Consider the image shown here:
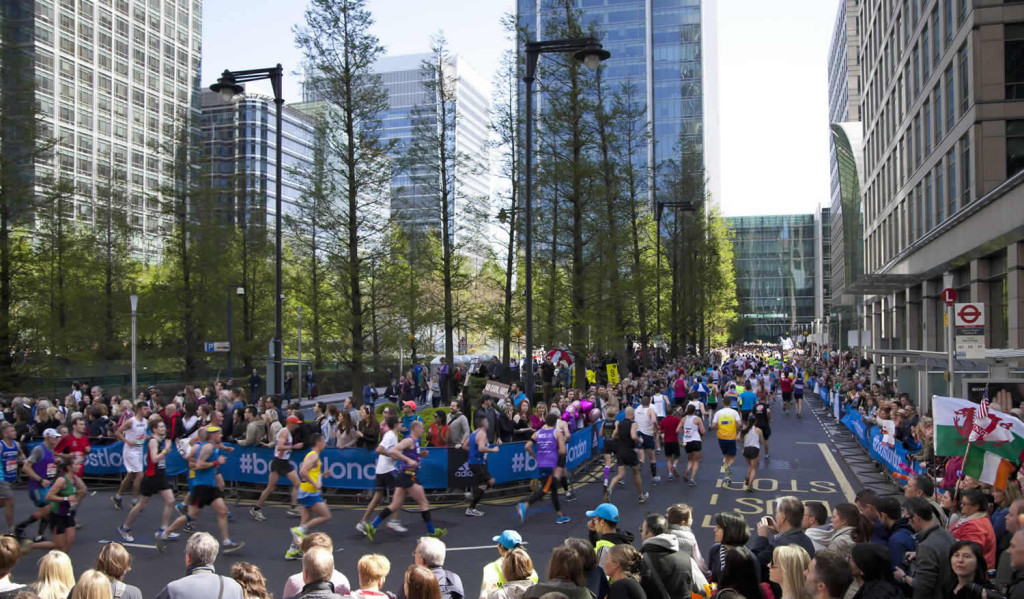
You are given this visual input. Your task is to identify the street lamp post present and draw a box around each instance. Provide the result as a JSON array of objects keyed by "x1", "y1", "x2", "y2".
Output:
[
  {"x1": 227, "y1": 285, "x2": 244, "y2": 379},
  {"x1": 211, "y1": 65, "x2": 285, "y2": 395},
  {"x1": 129, "y1": 294, "x2": 138, "y2": 402},
  {"x1": 297, "y1": 306, "x2": 303, "y2": 401},
  {"x1": 522, "y1": 37, "x2": 609, "y2": 399}
]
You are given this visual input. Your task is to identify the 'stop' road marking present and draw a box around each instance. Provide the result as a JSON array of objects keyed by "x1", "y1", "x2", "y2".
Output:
[{"x1": 798, "y1": 442, "x2": 855, "y2": 502}]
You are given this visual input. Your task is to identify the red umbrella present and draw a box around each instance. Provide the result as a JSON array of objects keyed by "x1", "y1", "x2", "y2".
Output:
[{"x1": 545, "y1": 348, "x2": 574, "y2": 364}]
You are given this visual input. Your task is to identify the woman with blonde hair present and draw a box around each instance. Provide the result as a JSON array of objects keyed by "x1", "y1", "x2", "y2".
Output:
[
  {"x1": 94, "y1": 542, "x2": 141, "y2": 599},
  {"x1": 603, "y1": 544, "x2": 645, "y2": 599},
  {"x1": 230, "y1": 562, "x2": 272, "y2": 599},
  {"x1": 70, "y1": 570, "x2": 112, "y2": 599},
  {"x1": 769, "y1": 544, "x2": 812, "y2": 599},
  {"x1": 33, "y1": 550, "x2": 74, "y2": 599}
]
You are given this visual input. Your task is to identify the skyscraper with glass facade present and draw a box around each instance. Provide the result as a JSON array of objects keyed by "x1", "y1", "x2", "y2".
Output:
[
  {"x1": 1, "y1": 0, "x2": 202, "y2": 263},
  {"x1": 517, "y1": 0, "x2": 717, "y2": 194}
]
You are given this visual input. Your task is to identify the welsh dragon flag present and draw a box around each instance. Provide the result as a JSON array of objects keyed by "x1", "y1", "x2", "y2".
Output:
[{"x1": 933, "y1": 395, "x2": 1024, "y2": 463}]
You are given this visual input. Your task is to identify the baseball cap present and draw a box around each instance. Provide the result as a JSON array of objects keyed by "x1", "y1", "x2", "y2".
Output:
[
  {"x1": 206, "y1": 425, "x2": 221, "y2": 433},
  {"x1": 585, "y1": 503, "x2": 619, "y2": 523},
  {"x1": 286, "y1": 415, "x2": 302, "y2": 424},
  {"x1": 403, "y1": 401, "x2": 417, "y2": 411},
  {"x1": 492, "y1": 530, "x2": 523, "y2": 549},
  {"x1": 42, "y1": 428, "x2": 61, "y2": 439}
]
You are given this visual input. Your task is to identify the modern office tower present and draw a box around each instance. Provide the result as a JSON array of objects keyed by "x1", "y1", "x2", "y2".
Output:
[
  {"x1": 827, "y1": 0, "x2": 863, "y2": 346},
  {"x1": 816, "y1": 204, "x2": 832, "y2": 341},
  {"x1": 1, "y1": 0, "x2": 203, "y2": 263},
  {"x1": 853, "y1": 0, "x2": 1024, "y2": 359},
  {"x1": 517, "y1": 0, "x2": 718, "y2": 197},
  {"x1": 198, "y1": 91, "x2": 316, "y2": 228},
  {"x1": 725, "y1": 214, "x2": 820, "y2": 343}
]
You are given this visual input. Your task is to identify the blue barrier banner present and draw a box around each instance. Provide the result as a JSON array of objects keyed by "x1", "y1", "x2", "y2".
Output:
[
  {"x1": 61, "y1": 423, "x2": 603, "y2": 490},
  {"x1": 837, "y1": 410, "x2": 924, "y2": 484}
]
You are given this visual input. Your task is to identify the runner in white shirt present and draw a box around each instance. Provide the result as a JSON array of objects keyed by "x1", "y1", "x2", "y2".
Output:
[
  {"x1": 651, "y1": 390, "x2": 668, "y2": 455},
  {"x1": 357, "y1": 414, "x2": 404, "y2": 535},
  {"x1": 112, "y1": 401, "x2": 151, "y2": 510},
  {"x1": 634, "y1": 394, "x2": 661, "y2": 485},
  {"x1": 741, "y1": 415, "x2": 765, "y2": 492},
  {"x1": 677, "y1": 404, "x2": 706, "y2": 487}
]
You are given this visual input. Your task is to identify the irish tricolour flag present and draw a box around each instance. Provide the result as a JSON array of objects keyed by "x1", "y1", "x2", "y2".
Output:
[{"x1": 934, "y1": 395, "x2": 1024, "y2": 486}]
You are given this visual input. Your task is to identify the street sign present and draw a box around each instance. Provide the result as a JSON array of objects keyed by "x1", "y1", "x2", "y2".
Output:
[
  {"x1": 955, "y1": 303, "x2": 984, "y2": 327},
  {"x1": 204, "y1": 341, "x2": 230, "y2": 353},
  {"x1": 955, "y1": 335, "x2": 986, "y2": 360},
  {"x1": 941, "y1": 287, "x2": 958, "y2": 305}
]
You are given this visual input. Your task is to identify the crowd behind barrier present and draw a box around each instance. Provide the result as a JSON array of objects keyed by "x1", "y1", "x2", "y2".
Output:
[{"x1": 809, "y1": 377, "x2": 926, "y2": 486}]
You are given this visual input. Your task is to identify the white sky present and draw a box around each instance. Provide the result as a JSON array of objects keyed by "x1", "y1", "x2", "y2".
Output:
[{"x1": 202, "y1": 0, "x2": 840, "y2": 218}]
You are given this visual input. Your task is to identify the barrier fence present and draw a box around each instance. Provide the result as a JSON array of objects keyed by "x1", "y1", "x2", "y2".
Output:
[
  {"x1": 811, "y1": 379, "x2": 924, "y2": 486},
  {"x1": 39, "y1": 423, "x2": 604, "y2": 491}
]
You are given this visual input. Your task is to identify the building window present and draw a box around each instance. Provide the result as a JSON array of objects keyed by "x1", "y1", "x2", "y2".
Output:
[
  {"x1": 925, "y1": 172, "x2": 934, "y2": 232},
  {"x1": 945, "y1": 0, "x2": 954, "y2": 43},
  {"x1": 936, "y1": 164, "x2": 945, "y2": 223},
  {"x1": 1006, "y1": 120, "x2": 1024, "y2": 178},
  {"x1": 945, "y1": 66, "x2": 955, "y2": 131},
  {"x1": 958, "y1": 0, "x2": 968, "y2": 27},
  {"x1": 1006, "y1": 25, "x2": 1024, "y2": 100},
  {"x1": 960, "y1": 133, "x2": 971, "y2": 206},
  {"x1": 948, "y1": 147, "x2": 957, "y2": 216},
  {"x1": 923, "y1": 100, "x2": 932, "y2": 155},
  {"x1": 959, "y1": 44, "x2": 970, "y2": 114}
]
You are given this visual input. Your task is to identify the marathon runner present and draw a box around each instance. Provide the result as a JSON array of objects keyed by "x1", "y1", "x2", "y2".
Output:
[
  {"x1": 24, "y1": 458, "x2": 85, "y2": 553},
  {"x1": 118, "y1": 415, "x2": 177, "y2": 543},
  {"x1": 517, "y1": 411, "x2": 570, "y2": 525},
  {"x1": 552, "y1": 407, "x2": 576, "y2": 502},
  {"x1": 712, "y1": 399, "x2": 741, "y2": 484},
  {"x1": 356, "y1": 414, "x2": 403, "y2": 536},
  {"x1": 738, "y1": 382, "x2": 757, "y2": 421},
  {"x1": 156, "y1": 426, "x2": 244, "y2": 553},
  {"x1": 634, "y1": 394, "x2": 660, "y2": 485},
  {"x1": 14, "y1": 428, "x2": 60, "y2": 542},
  {"x1": 54, "y1": 416, "x2": 90, "y2": 483},
  {"x1": 741, "y1": 415, "x2": 765, "y2": 492},
  {"x1": 250, "y1": 415, "x2": 304, "y2": 521},
  {"x1": 793, "y1": 371, "x2": 805, "y2": 418},
  {"x1": 286, "y1": 433, "x2": 331, "y2": 560},
  {"x1": 753, "y1": 389, "x2": 772, "y2": 460},
  {"x1": 600, "y1": 404, "x2": 619, "y2": 490},
  {"x1": 464, "y1": 418, "x2": 498, "y2": 518},
  {"x1": 363, "y1": 420, "x2": 445, "y2": 542},
  {"x1": 606, "y1": 407, "x2": 647, "y2": 504},
  {"x1": 112, "y1": 400, "x2": 151, "y2": 510},
  {"x1": 0, "y1": 424, "x2": 24, "y2": 534},
  {"x1": 780, "y1": 372, "x2": 794, "y2": 415},
  {"x1": 658, "y1": 406, "x2": 682, "y2": 480},
  {"x1": 678, "y1": 404, "x2": 705, "y2": 487}
]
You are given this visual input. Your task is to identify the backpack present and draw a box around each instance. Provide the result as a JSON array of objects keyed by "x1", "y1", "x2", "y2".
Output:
[{"x1": 436, "y1": 569, "x2": 463, "y2": 599}]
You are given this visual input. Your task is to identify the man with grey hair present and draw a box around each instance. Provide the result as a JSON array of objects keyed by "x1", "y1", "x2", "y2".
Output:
[
  {"x1": 284, "y1": 547, "x2": 345, "y2": 599},
  {"x1": 413, "y1": 536, "x2": 464, "y2": 599},
  {"x1": 154, "y1": 532, "x2": 244, "y2": 599}
]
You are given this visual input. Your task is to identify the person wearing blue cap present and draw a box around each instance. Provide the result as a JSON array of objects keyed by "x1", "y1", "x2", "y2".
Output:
[
  {"x1": 586, "y1": 502, "x2": 635, "y2": 571},
  {"x1": 480, "y1": 530, "x2": 538, "y2": 598}
]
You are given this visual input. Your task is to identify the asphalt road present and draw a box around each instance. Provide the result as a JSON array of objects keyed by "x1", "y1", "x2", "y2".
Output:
[{"x1": 4, "y1": 396, "x2": 858, "y2": 598}]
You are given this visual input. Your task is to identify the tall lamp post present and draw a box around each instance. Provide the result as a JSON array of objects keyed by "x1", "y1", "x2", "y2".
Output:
[
  {"x1": 227, "y1": 285, "x2": 245, "y2": 379},
  {"x1": 211, "y1": 65, "x2": 285, "y2": 395},
  {"x1": 129, "y1": 294, "x2": 138, "y2": 402},
  {"x1": 522, "y1": 37, "x2": 609, "y2": 398}
]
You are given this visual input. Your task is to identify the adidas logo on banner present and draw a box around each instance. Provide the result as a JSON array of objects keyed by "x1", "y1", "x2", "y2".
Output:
[{"x1": 454, "y1": 463, "x2": 473, "y2": 478}]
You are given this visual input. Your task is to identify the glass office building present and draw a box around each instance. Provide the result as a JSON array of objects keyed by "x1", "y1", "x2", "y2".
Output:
[
  {"x1": 517, "y1": 0, "x2": 716, "y2": 189},
  {"x1": 726, "y1": 214, "x2": 820, "y2": 343},
  {"x1": 198, "y1": 91, "x2": 316, "y2": 228}
]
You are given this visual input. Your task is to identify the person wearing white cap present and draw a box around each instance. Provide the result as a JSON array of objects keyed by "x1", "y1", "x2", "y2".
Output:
[
  {"x1": 13, "y1": 428, "x2": 61, "y2": 542},
  {"x1": 480, "y1": 530, "x2": 538, "y2": 599}
]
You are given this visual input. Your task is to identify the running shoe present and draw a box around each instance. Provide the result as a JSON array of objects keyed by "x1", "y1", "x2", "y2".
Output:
[
  {"x1": 556, "y1": 516, "x2": 571, "y2": 525},
  {"x1": 465, "y1": 508, "x2": 485, "y2": 517},
  {"x1": 652, "y1": 476, "x2": 662, "y2": 486},
  {"x1": 386, "y1": 520, "x2": 408, "y2": 533},
  {"x1": 175, "y1": 502, "x2": 187, "y2": 516},
  {"x1": 356, "y1": 521, "x2": 369, "y2": 536},
  {"x1": 516, "y1": 502, "x2": 527, "y2": 523},
  {"x1": 284, "y1": 547, "x2": 302, "y2": 561},
  {"x1": 428, "y1": 528, "x2": 447, "y2": 539},
  {"x1": 183, "y1": 522, "x2": 196, "y2": 534},
  {"x1": 117, "y1": 525, "x2": 134, "y2": 543},
  {"x1": 110, "y1": 496, "x2": 123, "y2": 511},
  {"x1": 155, "y1": 534, "x2": 167, "y2": 554},
  {"x1": 364, "y1": 524, "x2": 376, "y2": 543},
  {"x1": 12, "y1": 525, "x2": 24, "y2": 540},
  {"x1": 720, "y1": 463, "x2": 727, "y2": 473},
  {"x1": 221, "y1": 540, "x2": 245, "y2": 554},
  {"x1": 249, "y1": 507, "x2": 267, "y2": 522},
  {"x1": 564, "y1": 491, "x2": 577, "y2": 502},
  {"x1": 638, "y1": 492, "x2": 649, "y2": 504},
  {"x1": 687, "y1": 479, "x2": 697, "y2": 487},
  {"x1": 290, "y1": 526, "x2": 307, "y2": 542},
  {"x1": 32, "y1": 535, "x2": 44, "y2": 543},
  {"x1": 156, "y1": 528, "x2": 181, "y2": 541},
  {"x1": 286, "y1": 506, "x2": 302, "y2": 517}
]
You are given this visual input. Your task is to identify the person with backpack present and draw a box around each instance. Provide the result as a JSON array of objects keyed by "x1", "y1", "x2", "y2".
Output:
[
  {"x1": 409, "y1": 536, "x2": 464, "y2": 599},
  {"x1": 640, "y1": 513, "x2": 704, "y2": 599}
]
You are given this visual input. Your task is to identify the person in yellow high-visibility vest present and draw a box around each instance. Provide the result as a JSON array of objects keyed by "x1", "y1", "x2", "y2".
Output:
[
  {"x1": 479, "y1": 530, "x2": 539, "y2": 598},
  {"x1": 586, "y1": 503, "x2": 635, "y2": 572}
]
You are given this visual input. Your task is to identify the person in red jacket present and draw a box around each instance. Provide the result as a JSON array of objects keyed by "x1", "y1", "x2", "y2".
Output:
[{"x1": 950, "y1": 488, "x2": 997, "y2": 570}]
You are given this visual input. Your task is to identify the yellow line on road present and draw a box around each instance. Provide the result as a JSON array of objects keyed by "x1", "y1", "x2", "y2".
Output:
[{"x1": 799, "y1": 442, "x2": 855, "y2": 502}]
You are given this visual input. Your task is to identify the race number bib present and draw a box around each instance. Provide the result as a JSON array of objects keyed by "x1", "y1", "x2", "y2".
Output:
[
  {"x1": 4, "y1": 459, "x2": 15, "y2": 474},
  {"x1": 45, "y1": 463, "x2": 56, "y2": 478}
]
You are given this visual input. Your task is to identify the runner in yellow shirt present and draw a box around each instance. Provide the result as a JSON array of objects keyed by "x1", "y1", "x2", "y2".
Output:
[
  {"x1": 712, "y1": 403, "x2": 742, "y2": 484},
  {"x1": 285, "y1": 434, "x2": 331, "y2": 560}
]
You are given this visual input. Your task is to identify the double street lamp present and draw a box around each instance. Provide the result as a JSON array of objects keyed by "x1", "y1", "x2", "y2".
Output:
[
  {"x1": 522, "y1": 37, "x2": 609, "y2": 398},
  {"x1": 210, "y1": 65, "x2": 285, "y2": 395}
]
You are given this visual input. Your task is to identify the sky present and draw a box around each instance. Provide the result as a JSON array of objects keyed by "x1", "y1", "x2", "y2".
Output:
[{"x1": 202, "y1": 0, "x2": 839, "y2": 218}]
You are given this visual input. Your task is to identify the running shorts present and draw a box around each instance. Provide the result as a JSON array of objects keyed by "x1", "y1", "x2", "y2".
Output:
[
  {"x1": 638, "y1": 433, "x2": 655, "y2": 450},
  {"x1": 395, "y1": 471, "x2": 417, "y2": 489},
  {"x1": 603, "y1": 439, "x2": 618, "y2": 455},
  {"x1": 140, "y1": 473, "x2": 171, "y2": 497},
  {"x1": 191, "y1": 485, "x2": 223, "y2": 508},
  {"x1": 123, "y1": 449, "x2": 144, "y2": 474},
  {"x1": 616, "y1": 448, "x2": 639, "y2": 467},
  {"x1": 685, "y1": 441, "x2": 703, "y2": 454},
  {"x1": 557, "y1": 454, "x2": 567, "y2": 469},
  {"x1": 718, "y1": 439, "x2": 737, "y2": 457},
  {"x1": 782, "y1": 391, "x2": 793, "y2": 402},
  {"x1": 29, "y1": 488, "x2": 48, "y2": 508},
  {"x1": 741, "y1": 410, "x2": 752, "y2": 421},
  {"x1": 0, "y1": 481, "x2": 12, "y2": 500},
  {"x1": 271, "y1": 457, "x2": 295, "y2": 476},
  {"x1": 374, "y1": 471, "x2": 396, "y2": 492},
  {"x1": 298, "y1": 491, "x2": 324, "y2": 507},
  {"x1": 794, "y1": 390, "x2": 804, "y2": 399},
  {"x1": 663, "y1": 441, "x2": 681, "y2": 458},
  {"x1": 760, "y1": 426, "x2": 772, "y2": 440},
  {"x1": 743, "y1": 446, "x2": 761, "y2": 460},
  {"x1": 50, "y1": 514, "x2": 76, "y2": 534},
  {"x1": 469, "y1": 464, "x2": 491, "y2": 486}
]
